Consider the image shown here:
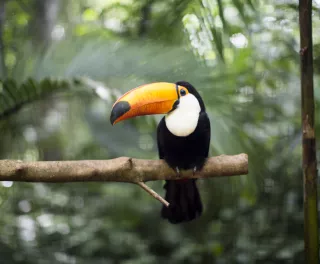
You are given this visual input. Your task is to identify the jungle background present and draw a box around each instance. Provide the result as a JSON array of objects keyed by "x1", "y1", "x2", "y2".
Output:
[{"x1": 0, "y1": 0, "x2": 319, "y2": 263}]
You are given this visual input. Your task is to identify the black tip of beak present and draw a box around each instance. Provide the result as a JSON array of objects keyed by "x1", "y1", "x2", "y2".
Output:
[{"x1": 110, "y1": 101, "x2": 131, "y2": 125}]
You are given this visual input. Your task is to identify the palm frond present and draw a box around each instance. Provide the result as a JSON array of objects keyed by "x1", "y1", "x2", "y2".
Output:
[
  {"x1": 0, "y1": 78, "x2": 75, "y2": 120},
  {"x1": 0, "y1": 77, "x2": 116, "y2": 120}
]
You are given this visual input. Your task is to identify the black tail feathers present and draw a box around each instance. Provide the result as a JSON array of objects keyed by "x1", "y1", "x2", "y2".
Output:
[{"x1": 161, "y1": 179, "x2": 202, "y2": 224}]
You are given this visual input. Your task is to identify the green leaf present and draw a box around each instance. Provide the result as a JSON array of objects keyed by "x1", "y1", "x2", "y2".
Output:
[{"x1": 0, "y1": 78, "x2": 74, "y2": 120}]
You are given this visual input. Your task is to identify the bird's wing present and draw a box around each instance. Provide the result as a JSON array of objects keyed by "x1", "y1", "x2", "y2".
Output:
[
  {"x1": 199, "y1": 112, "x2": 211, "y2": 157},
  {"x1": 157, "y1": 117, "x2": 165, "y2": 159}
]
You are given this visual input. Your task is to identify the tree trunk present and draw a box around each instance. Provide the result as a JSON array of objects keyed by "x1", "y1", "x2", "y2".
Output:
[
  {"x1": 30, "y1": 0, "x2": 60, "y2": 48},
  {"x1": 138, "y1": 0, "x2": 153, "y2": 37},
  {"x1": 299, "y1": 1, "x2": 319, "y2": 263},
  {"x1": 0, "y1": 0, "x2": 6, "y2": 78}
]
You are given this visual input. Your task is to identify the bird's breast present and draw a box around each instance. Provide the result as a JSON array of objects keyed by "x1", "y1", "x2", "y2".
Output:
[{"x1": 165, "y1": 111, "x2": 199, "y2": 137}]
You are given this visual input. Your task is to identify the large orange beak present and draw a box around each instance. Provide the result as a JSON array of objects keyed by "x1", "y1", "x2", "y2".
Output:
[{"x1": 110, "y1": 82, "x2": 188, "y2": 125}]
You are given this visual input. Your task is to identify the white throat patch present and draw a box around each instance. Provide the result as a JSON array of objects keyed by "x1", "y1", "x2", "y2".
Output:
[{"x1": 165, "y1": 93, "x2": 201, "y2": 137}]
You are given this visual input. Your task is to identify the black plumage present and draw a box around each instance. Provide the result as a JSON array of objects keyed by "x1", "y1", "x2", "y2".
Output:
[{"x1": 158, "y1": 81, "x2": 211, "y2": 224}]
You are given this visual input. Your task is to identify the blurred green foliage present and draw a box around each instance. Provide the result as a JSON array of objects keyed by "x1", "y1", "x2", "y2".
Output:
[{"x1": 0, "y1": 0, "x2": 319, "y2": 263}]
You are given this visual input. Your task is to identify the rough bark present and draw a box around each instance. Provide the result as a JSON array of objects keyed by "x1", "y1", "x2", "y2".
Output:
[
  {"x1": 299, "y1": 0, "x2": 319, "y2": 263},
  {"x1": 0, "y1": 154, "x2": 248, "y2": 183}
]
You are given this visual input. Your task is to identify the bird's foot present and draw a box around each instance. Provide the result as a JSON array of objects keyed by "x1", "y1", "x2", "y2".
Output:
[
  {"x1": 175, "y1": 167, "x2": 181, "y2": 177},
  {"x1": 193, "y1": 166, "x2": 197, "y2": 177}
]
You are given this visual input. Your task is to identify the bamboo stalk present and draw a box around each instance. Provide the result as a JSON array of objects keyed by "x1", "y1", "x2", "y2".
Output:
[{"x1": 299, "y1": 1, "x2": 319, "y2": 263}]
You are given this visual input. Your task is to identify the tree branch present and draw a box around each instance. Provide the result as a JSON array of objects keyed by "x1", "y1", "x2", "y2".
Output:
[
  {"x1": 0, "y1": 154, "x2": 248, "y2": 183},
  {"x1": 0, "y1": 154, "x2": 248, "y2": 207},
  {"x1": 137, "y1": 182, "x2": 169, "y2": 207}
]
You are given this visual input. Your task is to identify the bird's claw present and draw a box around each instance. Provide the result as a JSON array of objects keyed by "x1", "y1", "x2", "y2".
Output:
[
  {"x1": 175, "y1": 167, "x2": 181, "y2": 177},
  {"x1": 193, "y1": 166, "x2": 197, "y2": 176}
]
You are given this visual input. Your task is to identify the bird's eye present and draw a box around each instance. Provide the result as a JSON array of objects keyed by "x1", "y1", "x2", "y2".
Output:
[{"x1": 180, "y1": 89, "x2": 186, "y2": 96}]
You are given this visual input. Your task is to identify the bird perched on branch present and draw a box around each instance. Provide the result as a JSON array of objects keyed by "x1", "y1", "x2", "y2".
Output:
[{"x1": 110, "y1": 81, "x2": 211, "y2": 224}]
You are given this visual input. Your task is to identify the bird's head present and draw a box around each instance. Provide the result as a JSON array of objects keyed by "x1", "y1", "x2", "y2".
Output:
[{"x1": 110, "y1": 81, "x2": 204, "y2": 126}]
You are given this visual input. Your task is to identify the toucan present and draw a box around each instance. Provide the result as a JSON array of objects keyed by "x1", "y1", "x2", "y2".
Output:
[{"x1": 110, "y1": 81, "x2": 211, "y2": 224}]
